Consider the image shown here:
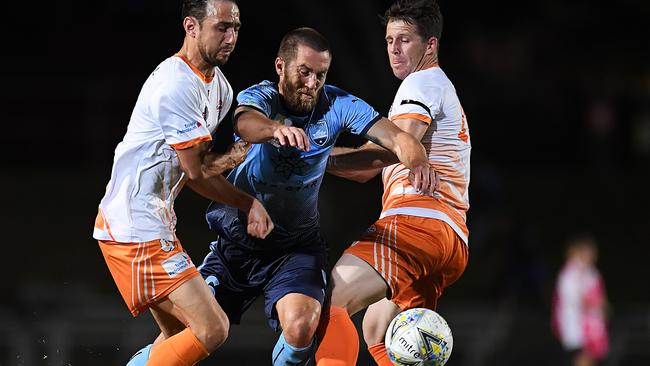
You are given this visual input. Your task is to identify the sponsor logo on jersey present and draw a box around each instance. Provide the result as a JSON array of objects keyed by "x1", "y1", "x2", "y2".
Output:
[
  {"x1": 270, "y1": 148, "x2": 309, "y2": 178},
  {"x1": 176, "y1": 122, "x2": 201, "y2": 135},
  {"x1": 161, "y1": 252, "x2": 194, "y2": 277},
  {"x1": 251, "y1": 174, "x2": 318, "y2": 191},
  {"x1": 309, "y1": 119, "x2": 329, "y2": 146}
]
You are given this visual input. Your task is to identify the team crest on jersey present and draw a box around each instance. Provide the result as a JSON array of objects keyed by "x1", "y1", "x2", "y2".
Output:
[{"x1": 309, "y1": 119, "x2": 329, "y2": 146}]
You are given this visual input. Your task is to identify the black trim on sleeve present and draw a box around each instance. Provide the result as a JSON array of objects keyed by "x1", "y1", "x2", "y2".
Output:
[
  {"x1": 359, "y1": 114, "x2": 382, "y2": 137},
  {"x1": 233, "y1": 104, "x2": 269, "y2": 123},
  {"x1": 400, "y1": 99, "x2": 433, "y2": 121}
]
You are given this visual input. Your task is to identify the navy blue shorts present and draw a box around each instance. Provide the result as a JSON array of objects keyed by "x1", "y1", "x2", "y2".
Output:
[{"x1": 198, "y1": 203, "x2": 328, "y2": 331}]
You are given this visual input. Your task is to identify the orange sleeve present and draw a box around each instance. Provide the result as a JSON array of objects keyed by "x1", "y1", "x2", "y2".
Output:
[
  {"x1": 390, "y1": 113, "x2": 432, "y2": 125},
  {"x1": 170, "y1": 135, "x2": 212, "y2": 150}
]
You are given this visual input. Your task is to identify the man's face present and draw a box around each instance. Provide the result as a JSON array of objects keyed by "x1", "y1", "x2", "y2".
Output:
[
  {"x1": 196, "y1": 0, "x2": 241, "y2": 67},
  {"x1": 385, "y1": 20, "x2": 429, "y2": 80},
  {"x1": 277, "y1": 45, "x2": 331, "y2": 114}
]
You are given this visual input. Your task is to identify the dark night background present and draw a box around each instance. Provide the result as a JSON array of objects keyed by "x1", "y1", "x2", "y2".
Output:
[{"x1": 1, "y1": 0, "x2": 649, "y2": 365}]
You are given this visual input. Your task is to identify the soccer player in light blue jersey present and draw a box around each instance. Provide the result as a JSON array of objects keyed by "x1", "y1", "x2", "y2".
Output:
[{"x1": 139, "y1": 27, "x2": 435, "y2": 366}]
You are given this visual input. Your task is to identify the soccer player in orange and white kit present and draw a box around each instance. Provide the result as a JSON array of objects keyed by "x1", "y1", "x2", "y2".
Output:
[
  {"x1": 92, "y1": 1, "x2": 273, "y2": 365},
  {"x1": 315, "y1": 0, "x2": 470, "y2": 365}
]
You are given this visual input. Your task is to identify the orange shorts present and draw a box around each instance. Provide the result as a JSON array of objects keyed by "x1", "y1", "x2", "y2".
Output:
[
  {"x1": 98, "y1": 239, "x2": 200, "y2": 316},
  {"x1": 344, "y1": 215, "x2": 468, "y2": 310}
]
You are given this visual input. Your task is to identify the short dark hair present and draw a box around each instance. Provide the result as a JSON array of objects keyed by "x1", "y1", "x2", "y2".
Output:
[
  {"x1": 383, "y1": 0, "x2": 443, "y2": 41},
  {"x1": 277, "y1": 27, "x2": 331, "y2": 62},
  {"x1": 182, "y1": 0, "x2": 237, "y2": 23}
]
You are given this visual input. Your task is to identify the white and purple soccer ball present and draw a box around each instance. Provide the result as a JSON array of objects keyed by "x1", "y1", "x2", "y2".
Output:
[{"x1": 385, "y1": 308, "x2": 453, "y2": 366}]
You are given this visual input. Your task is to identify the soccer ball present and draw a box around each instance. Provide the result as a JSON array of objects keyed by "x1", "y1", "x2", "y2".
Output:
[{"x1": 385, "y1": 308, "x2": 453, "y2": 366}]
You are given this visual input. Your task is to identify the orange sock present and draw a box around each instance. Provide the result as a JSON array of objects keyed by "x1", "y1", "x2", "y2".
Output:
[
  {"x1": 368, "y1": 343, "x2": 393, "y2": 366},
  {"x1": 146, "y1": 328, "x2": 209, "y2": 366},
  {"x1": 315, "y1": 306, "x2": 359, "y2": 366}
]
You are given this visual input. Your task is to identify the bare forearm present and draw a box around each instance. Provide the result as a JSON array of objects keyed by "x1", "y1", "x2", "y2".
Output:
[
  {"x1": 186, "y1": 175, "x2": 254, "y2": 212},
  {"x1": 328, "y1": 144, "x2": 398, "y2": 171},
  {"x1": 326, "y1": 144, "x2": 393, "y2": 183},
  {"x1": 364, "y1": 117, "x2": 428, "y2": 169},
  {"x1": 201, "y1": 152, "x2": 237, "y2": 176},
  {"x1": 327, "y1": 164, "x2": 383, "y2": 183},
  {"x1": 202, "y1": 140, "x2": 250, "y2": 177},
  {"x1": 389, "y1": 130, "x2": 428, "y2": 169},
  {"x1": 234, "y1": 113, "x2": 279, "y2": 143}
]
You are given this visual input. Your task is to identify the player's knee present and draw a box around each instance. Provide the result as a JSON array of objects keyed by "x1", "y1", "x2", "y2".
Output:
[
  {"x1": 283, "y1": 322, "x2": 316, "y2": 348},
  {"x1": 194, "y1": 311, "x2": 230, "y2": 351},
  {"x1": 281, "y1": 312, "x2": 319, "y2": 348}
]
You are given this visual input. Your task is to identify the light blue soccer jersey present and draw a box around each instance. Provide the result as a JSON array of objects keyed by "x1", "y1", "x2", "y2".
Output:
[{"x1": 228, "y1": 80, "x2": 380, "y2": 234}]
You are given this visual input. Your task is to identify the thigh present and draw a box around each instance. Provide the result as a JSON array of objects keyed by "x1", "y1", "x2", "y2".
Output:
[
  {"x1": 150, "y1": 275, "x2": 228, "y2": 334},
  {"x1": 345, "y1": 216, "x2": 467, "y2": 311},
  {"x1": 197, "y1": 241, "x2": 263, "y2": 325},
  {"x1": 329, "y1": 253, "x2": 389, "y2": 316},
  {"x1": 150, "y1": 306, "x2": 186, "y2": 340},
  {"x1": 98, "y1": 239, "x2": 200, "y2": 317},
  {"x1": 264, "y1": 249, "x2": 328, "y2": 331},
  {"x1": 362, "y1": 298, "x2": 401, "y2": 346}
]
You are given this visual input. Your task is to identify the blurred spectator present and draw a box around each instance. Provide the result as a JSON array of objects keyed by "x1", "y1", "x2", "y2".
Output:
[{"x1": 551, "y1": 235, "x2": 609, "y2": 366}]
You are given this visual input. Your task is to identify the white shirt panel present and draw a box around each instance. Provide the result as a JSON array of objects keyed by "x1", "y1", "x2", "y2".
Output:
[
  {"x1": 383, "y1": 67, "x2": 471, "y2": 243},
  {"x1": 94, "y1": 56, "x2": 233, "y2": 242}
]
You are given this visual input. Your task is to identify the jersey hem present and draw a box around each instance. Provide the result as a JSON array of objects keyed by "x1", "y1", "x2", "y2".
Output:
[{"x1": 379, "y1": 207, "x2": 468, "y2": 245}]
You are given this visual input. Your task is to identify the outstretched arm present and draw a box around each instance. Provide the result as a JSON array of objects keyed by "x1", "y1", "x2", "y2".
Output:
[
  {"x1": 176, "y1": 141, "x2": 273, "y2": 238},
  {"x1": 234, "y1": 106, "x2": 310, "y2": 151},
  {"x1": 203, "y1": 140, "x2": 251, "y2": 175},
  {"x1": 185, "y1": 175, "x2": 273, "y2": 239},
  {"x1": 175, "y1": 140, "x2": 250, "y2": 180},
  {"x1": 364, "y1": 117, "x2": 428, "y2": 168},
  {"x1": 328, "y1": 117, "x2": 438, "y2": 193},
  {"x1": 327, "y1": 144, "x2": 389, "y2": 183}
]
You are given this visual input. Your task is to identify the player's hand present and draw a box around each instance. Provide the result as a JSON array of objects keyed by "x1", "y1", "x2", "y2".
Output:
[
  {"x1": 408, "y1": 163, "x2": 439, "y2": 195},
  {"x1": 273, "y1": 125, "x2": 310, "y2": 151},
  {"x1": 246, "y1": 199, "x2": 274, "y2": 239},
  {"x1": 225, "y1": 141, "x2": 251, "y2": 169}
]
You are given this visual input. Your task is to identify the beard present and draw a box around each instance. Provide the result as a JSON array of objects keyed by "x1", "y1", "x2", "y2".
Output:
[
  {"x1": 280, "y1": 72, "x2": 319, "y2": 115},
  {"x1": 198, "y1": 42, "x2": 231, "y2": 67}
]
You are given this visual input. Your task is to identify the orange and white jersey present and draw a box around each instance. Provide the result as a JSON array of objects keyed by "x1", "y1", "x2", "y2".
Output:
[
  {"x1": 93, "y1": 54, "x2": 233, "y2": 243},
  {"x1": 381, "y1": 66, "x2": 471, "y2": 244}
]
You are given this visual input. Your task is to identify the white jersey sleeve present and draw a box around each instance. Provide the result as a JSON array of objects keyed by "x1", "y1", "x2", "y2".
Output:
[
  {"x1": 152, "y1": 79, "x2": 212, "y2": 149},
  {"x1": 389, "y1": 72, "x2": 443, "y2": 126}
]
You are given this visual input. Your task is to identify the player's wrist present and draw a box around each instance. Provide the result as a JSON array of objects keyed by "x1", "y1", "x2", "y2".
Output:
[{"x1": 233, "y1": 192, "x2": 256, "y2": 212}]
